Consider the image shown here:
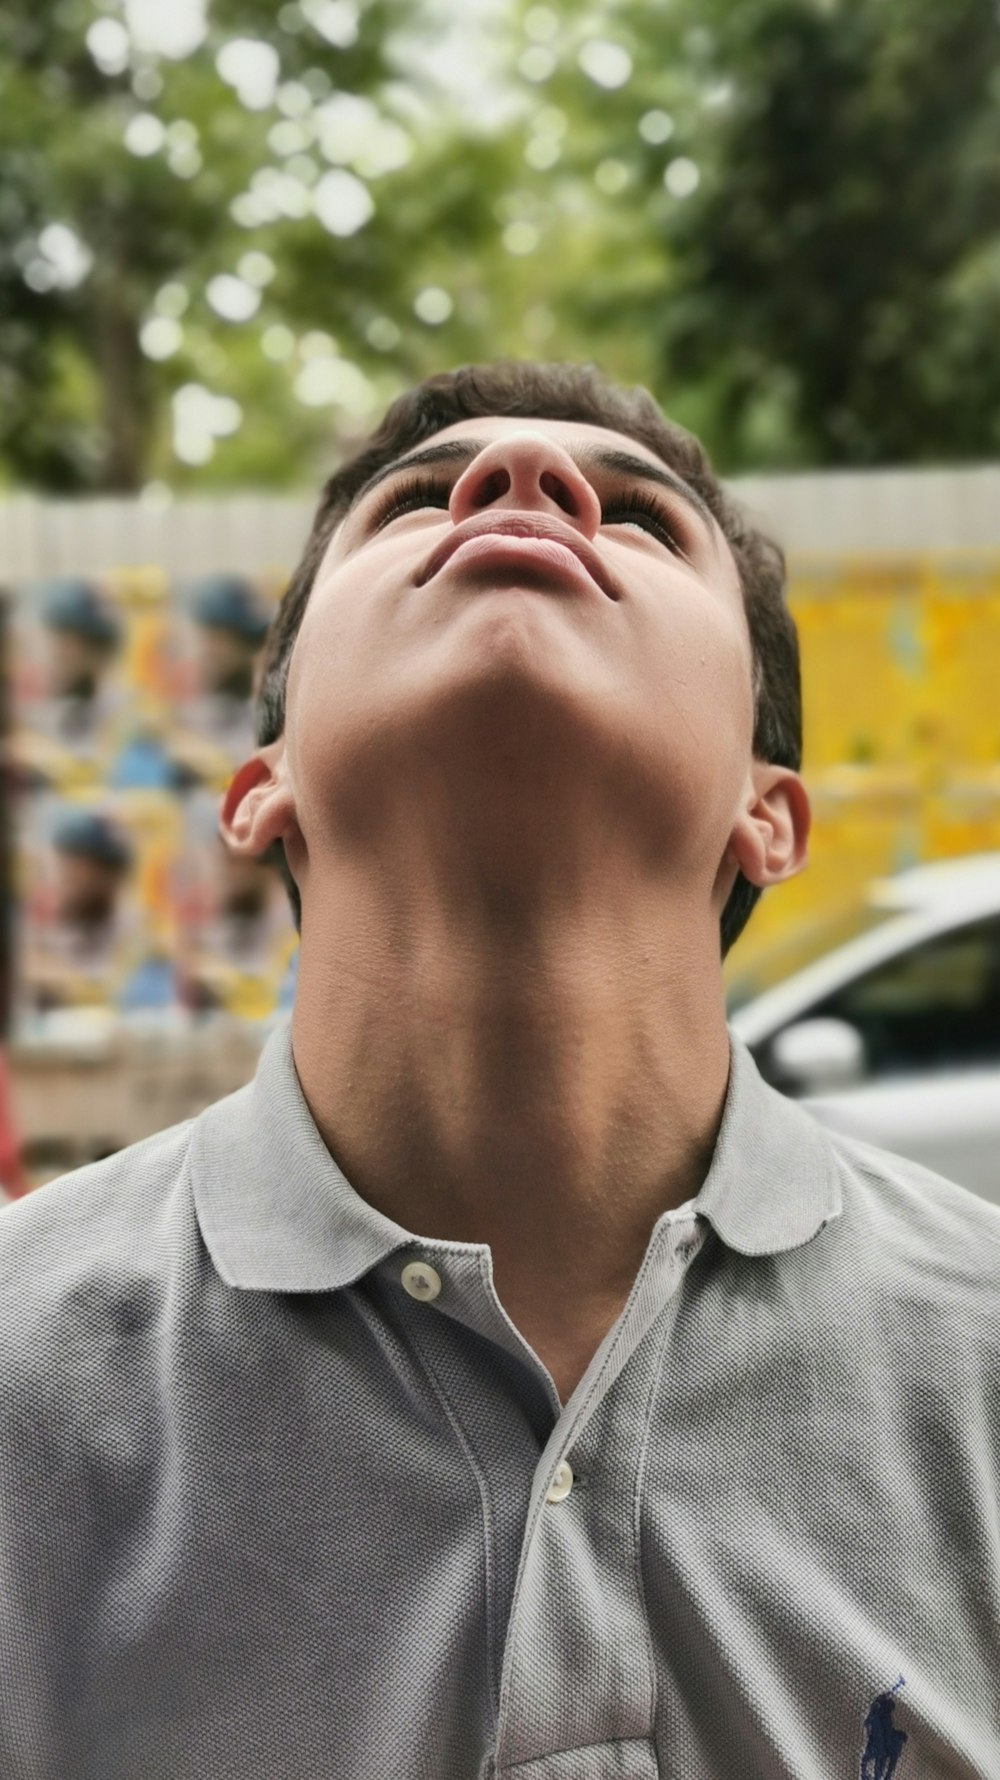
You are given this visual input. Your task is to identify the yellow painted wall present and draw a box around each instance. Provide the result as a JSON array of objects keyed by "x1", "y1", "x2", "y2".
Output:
[{"x1": 728, "y1": 552, "x2": 1000, "y2": 979}]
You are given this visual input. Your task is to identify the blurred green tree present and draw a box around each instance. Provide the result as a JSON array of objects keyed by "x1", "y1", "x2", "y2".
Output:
[
  {"x1": 0, "y1": 0, "x2": 429, "y2": 490},
  {"x1": 520, "y1": 0, "x2": 1000, "y2": 470},
  {"x1": 646, "y1": 0, "x2": 1000, "y2": 469},
  {"x1": 2, "y1": 0, "x2": 1000, "y2": 490}
]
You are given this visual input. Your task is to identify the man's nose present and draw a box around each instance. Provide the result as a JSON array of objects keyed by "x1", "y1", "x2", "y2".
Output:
[{"x1": 448, "y1": 432, "x2": 602, "y2": 538}]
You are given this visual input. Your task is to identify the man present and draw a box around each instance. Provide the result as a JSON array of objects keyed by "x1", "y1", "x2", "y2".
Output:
[
  {"x1": 167, "y1": 573, "x2": 273, "y2": 789},
  {"x1": 11, "y1": 578, "x2": 123, "y2": 790},
  {"x1": 189, "y1": 573, "x2": 270, "y2": 701},
  {"x1": 1, "y1": 363, "x2": 997, "y2": 1779},
  {"x1": 39, "y1": 578, "x2": 123, "y2": 715},
  {"x1": 21, "y1": 809, "x2": 135, "y2": 1014}
]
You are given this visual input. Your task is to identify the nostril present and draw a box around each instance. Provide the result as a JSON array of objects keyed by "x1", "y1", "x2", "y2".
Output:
[
  {"x1": 539, "y1": 471, "x2": 577, "y2": 516},
  {"x1": 470, "y1": 469, "x2": 509, "y2": 508}
]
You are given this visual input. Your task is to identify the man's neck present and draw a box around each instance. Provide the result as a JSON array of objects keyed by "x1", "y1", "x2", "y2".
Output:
[{"x1": 290, "y1": 885, "x2": 731, "y2": 1355}]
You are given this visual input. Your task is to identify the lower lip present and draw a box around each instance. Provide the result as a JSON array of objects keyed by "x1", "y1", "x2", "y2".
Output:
[{"x1": 435, "y1": 534, "x2": 603, "y2": 594}]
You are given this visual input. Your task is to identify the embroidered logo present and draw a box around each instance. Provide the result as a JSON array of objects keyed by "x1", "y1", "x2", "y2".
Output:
[{"x1": 859, "y1": 1675, "x2": 908, "y2": 1779}]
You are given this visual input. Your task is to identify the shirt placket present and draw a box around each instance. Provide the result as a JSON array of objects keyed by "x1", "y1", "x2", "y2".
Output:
[{"x1": 492, "y1": 1216, "x2": 709, "y2": 1779}]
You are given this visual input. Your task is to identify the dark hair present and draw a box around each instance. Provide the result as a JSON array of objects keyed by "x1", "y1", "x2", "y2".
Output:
[{"x1": 257, "y1": 361, "x2": 801, "y2": 956}]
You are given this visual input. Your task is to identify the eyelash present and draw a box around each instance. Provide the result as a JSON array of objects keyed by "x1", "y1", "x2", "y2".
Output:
[
  {"x1": 369, "y1": 476, "x2": 451, "y2": 529},
  {"x1": 367, "y1": 474, "x2": 690, "y2": 555},
  {"x1": 600, "y1": 490, "x2": 688, "y2": 555}
]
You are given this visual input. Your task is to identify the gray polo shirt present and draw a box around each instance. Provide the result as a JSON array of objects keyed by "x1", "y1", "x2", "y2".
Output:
[{"x1": 1, "y1": 1022, "x2": 998, "y2": 1780}]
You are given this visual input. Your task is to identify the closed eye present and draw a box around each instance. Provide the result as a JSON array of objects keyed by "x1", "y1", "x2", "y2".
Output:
[
  {"x1": 601, "y1": 490, "x2": 690, "y2": 558},
  {"x1": 368, "y1": 475, "x2": 452, "y2": 530}
]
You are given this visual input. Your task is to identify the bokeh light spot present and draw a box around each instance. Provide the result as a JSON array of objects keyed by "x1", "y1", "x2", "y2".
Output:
[
  {"x1": 261, "y1": 324, "x2": 297, "y2": 361},
  {"x1": 519, "y1": 46, "x2": 556, "y2": 82},
  {"x1": 277, "y1": 80, "x2": 313, "y2": 117},
  {"x1": 36, "y1": 223, "x2": 93, "y2": 289},
  {"x1": 413, "y1": 287, "x2": 453, "y2": 325},
  {"x1": 524, "y1": 135, "x2": 561, "y2": 171},
  {"x1": 366, "y1": 315, "x2": 400, "y2": 351},
  {"x1": 238, "y1": 251, "x2": 276, "y2": 286},
  {"x1": 300, "y1": 329, "x2": 338, "y2": 358},
  {"x1": 131, "y1": 66, "x2": 163, "y2": 100},
  {"x1": 125, "y1": 0, "x2": 207, "y2": 60},
  {"x1": 172, "y1": 383, "x2": 244, "y2": 463},
  {"x1": 300, "y1": 0, "x2": 360, "y2": 48},
  {"x1": 577, "y1": 40, "x2": 633, "y2": 90},
  {"x1": 140, "y1": 316, "x2": 183, "y2": 359},
  {"x1": 206, "y1": 275, "x2": 262, "y2": 322},
  {"x1": 524, "y1": 7, "x2": 559, "y2": 42},
  {"x1": 313, "y1": 168, "x2": 375, "y2": 235},
  {"x1": 594, "y1": 158, "x2": 629, "y2": 195},
  {"x1": 155, "y1": 282, "x2": 189, "y2": 318},
  {"x1": 168, "y1": 142, "x2": 202, "y2": 178},
  {"x1": 639, "y1": 109, "x2": 674, "y2": 144},
  {"x1": 124, "y1": 112, "x2": 166, "y2": 156},
  {"x1": 216, "y1": 39, "x2": 281, "y2": 111},
  {"x1": 663, "y1": 156, "x2": 700, "y2": 197},
  {"x1": 269, "y1": 120, "x2": 309, "y2": 157},
  {"x1": 87, "y1": 18, "x2": 130, "y2": 75},
  {"x1": 293, "y1": 356, "x2": 374, "y2": 411},
  {"x1": 502, "y1": 220, "x2": 540, "y2": 255}
]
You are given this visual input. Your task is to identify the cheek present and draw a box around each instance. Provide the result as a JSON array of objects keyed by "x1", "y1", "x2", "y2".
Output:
[
  {"x1": 283, "y1": 625, "x2": 339, "y2": 793},
  {"x1": 286, "y1": 578, "x2": 358, "y2": 710},
  {"x1": 639, "y1": 608, "x2": 756, "y2": 837},
  {"x1": 644, "y1": 600, "x2": 754, "y2": 744},
  {"x1": 282, "y1": 585, "x2": 388, "y2": 807},
  {"x1": 708, "y1": 632, "x2": 755, "y2": 747}
]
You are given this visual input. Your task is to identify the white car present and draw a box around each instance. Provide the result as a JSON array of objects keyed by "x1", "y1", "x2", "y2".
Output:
[{"x1": 726, "y1": 853, "x2": 1000, "y2": 1206}]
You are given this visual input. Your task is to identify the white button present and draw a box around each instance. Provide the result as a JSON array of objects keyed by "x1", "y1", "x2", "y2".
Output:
[
  {"x1": 400, "y1": 1260, "x2": 442, "y2": 1302},
  {"x1": 545, "y1": 1459, "x2": 574, "y2": 1503}
]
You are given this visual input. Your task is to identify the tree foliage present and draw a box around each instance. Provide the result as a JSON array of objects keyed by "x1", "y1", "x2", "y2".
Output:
[
  {"x1": 642, "y1": 0, "x2": 1000, "y2": 468},
  {"x1": 1, "y1": 0, "x2": 999, "y2": 491}
]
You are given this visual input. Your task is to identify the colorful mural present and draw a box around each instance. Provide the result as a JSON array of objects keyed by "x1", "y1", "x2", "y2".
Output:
[{"x1": 6, "y1": 552, "x2": 1000, "y2": 1033}]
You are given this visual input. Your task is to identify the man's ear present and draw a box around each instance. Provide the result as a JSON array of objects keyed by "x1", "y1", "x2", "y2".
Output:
[
  {"x1": 220, "y1": 739, "x2": 297, "y2": 859},
  {"x1": 723, "y1": 763, "x2": 811, "y2": 892}
]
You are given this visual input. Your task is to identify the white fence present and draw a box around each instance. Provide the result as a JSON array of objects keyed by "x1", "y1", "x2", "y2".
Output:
[{"x1": 0, "y1": 496, "x2": 313, "y2": 584}]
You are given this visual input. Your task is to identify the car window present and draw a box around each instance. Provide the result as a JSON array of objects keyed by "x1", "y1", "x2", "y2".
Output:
[{"x1": 805, "y1": 914, "x2": 1000, "y2": 1079}]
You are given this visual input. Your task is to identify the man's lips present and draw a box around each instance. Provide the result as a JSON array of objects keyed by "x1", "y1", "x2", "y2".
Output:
[{"x1": 415, "y1": 513, "x2": 620, "y2": 600}]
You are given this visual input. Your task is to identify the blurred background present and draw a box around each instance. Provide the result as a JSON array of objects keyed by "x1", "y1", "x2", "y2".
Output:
[{"x1": 2, "y1": 0, "x2": 1000, "y2": 1197}]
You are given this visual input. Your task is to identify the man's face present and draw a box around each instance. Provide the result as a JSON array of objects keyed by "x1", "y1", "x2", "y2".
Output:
[
  {"x1": 281, "y1": 415, "x2": 757, "y2": 896},
  {"x1": 196, "y1": 626, "x2": 259, "y2": 699},
  {"x1": 46, "y1": 630, "x2": 111, "y2": 701},
  {"x1": 53, "y1": 853, "x2": 122, "y2": 927}
]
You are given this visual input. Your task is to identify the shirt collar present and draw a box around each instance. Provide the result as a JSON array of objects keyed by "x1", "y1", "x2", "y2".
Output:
[
  {"x1": 692, "y1": 1029, "x2": 844, "y2": 1255},
  {"x1": 191, "y1": 1021, "x2": 843, "y2": 1293}
]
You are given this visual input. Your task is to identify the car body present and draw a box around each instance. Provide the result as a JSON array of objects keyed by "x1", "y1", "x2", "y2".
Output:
[{"x1": 726, "y1": 853, "x2": 1000, "y2": 1207}]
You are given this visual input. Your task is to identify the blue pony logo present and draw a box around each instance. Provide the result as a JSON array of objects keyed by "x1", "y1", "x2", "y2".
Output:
[{"x1": 859, "y1": 1675, "x2": 908, "y2": 1779}]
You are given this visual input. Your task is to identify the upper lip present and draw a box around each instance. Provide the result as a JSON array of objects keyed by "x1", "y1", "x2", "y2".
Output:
[{"x1": 415, "y1": 512, "x2": 620, "y2": 600}]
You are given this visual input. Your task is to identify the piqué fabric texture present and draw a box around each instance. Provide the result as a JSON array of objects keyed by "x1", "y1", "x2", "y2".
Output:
[{"x1": 1, "y1": 1021, "x2": 998, "y2": 1780}]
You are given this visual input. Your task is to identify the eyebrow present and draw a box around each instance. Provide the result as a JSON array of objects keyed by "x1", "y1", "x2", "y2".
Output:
[{"x1": 350, "y1": 437, "x2": 716, "y2": 530}]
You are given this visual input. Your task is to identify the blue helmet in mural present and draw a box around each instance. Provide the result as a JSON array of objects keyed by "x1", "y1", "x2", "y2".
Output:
[
  {"x1": 52, "y1": 810, "x2": 133, "y2": 873},
  {"x1": 41, "y1": 579, "x2": 122, "y2": 649},
  {"x1": 190, "y1": 575, "x2": 270, "y2": 643}
]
